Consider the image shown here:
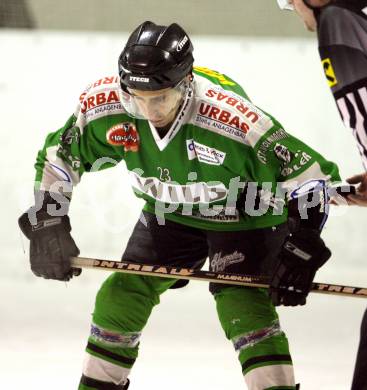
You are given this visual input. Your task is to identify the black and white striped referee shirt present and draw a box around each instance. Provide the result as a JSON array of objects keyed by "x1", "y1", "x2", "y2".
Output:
[{"x1": 317, "y1": 0, "x2": 367, "y2": 169}]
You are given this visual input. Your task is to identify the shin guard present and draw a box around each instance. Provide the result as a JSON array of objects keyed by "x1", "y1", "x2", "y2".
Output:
[{"x1": 214, "y1": 286, "x2": 296, "y2": 390}]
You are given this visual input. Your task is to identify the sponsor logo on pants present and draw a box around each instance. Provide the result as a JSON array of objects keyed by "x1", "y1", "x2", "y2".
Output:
[{"x1": 211, "y1": 251, "x2": 245, "y2": 272}]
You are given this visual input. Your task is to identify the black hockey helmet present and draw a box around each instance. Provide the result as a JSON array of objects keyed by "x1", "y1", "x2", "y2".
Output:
[{"x1": 118, "y1": 21, "x2": 194, "y2": 91}]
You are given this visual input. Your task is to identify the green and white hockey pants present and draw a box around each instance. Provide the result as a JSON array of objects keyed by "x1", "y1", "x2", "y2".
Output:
[{"x1": 78, "y1": 212, "x2": 296, "y2": 390}]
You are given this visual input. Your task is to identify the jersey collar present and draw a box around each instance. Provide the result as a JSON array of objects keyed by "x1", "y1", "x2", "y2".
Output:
[{"x1": 148, "y1": 82, "x2": 194, "y2": 151}]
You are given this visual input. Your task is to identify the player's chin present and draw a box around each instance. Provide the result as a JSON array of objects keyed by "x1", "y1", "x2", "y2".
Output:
[{"x1": 150, "y1": 119, "x2": 167, "y2": 127}]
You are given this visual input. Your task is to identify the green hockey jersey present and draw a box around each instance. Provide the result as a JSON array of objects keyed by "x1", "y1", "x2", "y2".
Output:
[{"x1": 34, "y1": 67, "x2": 340, "y2": 231}]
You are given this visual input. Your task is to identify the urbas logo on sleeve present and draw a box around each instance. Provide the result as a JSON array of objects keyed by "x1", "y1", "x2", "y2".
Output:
[{"x1": 106, "y1": 123, "x2": 140, "y2": 152}]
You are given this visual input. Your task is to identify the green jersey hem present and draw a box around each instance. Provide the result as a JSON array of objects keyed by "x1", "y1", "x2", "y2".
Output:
[{"x1": 143, "y1": 203, "x2": 288, "y2": 231}]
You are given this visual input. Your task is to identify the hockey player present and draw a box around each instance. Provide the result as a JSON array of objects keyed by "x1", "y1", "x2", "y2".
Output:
[
  {"x1": 278, "y1": 1, "x2": 367, "y2": 388},
  {"x1": 19, "y1": 21, "x2": 340, "y2": 390}
]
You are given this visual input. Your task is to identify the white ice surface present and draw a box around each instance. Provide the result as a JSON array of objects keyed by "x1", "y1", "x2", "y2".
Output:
[{"x1": 1, "y1": 31, "x2": 366, "y2": 389}]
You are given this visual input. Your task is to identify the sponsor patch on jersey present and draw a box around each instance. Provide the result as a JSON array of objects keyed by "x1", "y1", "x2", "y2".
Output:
[
  {"x1": 280, "y1": 150, "x2": 312, "y2": 177},
  {"x1": 79, "y1": 76, "x2": 119, "y2": 104},
  {"x1": 256, "y1": 128, "x2": 288, "y2": 164},
  {"x1": 106, "y1": 122, "x2": 139, "y2": 152},
  {"x1": 81, "y1": 90, "x2": 121, "y2": 114},
  {"x1": 187, "y1": 208, "x2": 240, "y2": 223},
  {"x1": 192, "y1": 85, "x2": 274, "y2": 146},
  {"x1": 199, "y1": 102, "x2": 250, "y2": 133},
  {"x1": 186, "y1": 139, "x2": 226, "y2": 165},
  {"x1": 129, "y1": 171, "x2": 228, "y2": 204},
  {"x1": 194, "y1": 102, "x2": 249, "y2": 144},
  {"x1": 322, "y1": 58, "x2": 338, "y2": 88},
  {"x1": 273, "y1": 143, "x2": 293, "y2": 164},
  {"x1": 205, "y1": 88, "x2": 261, "y2": 125},
  {"x1": 80, "y1": 88, "x2": 125, "y2": 122}
]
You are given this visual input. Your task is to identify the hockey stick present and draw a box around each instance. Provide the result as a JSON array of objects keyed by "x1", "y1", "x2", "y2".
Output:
[{"x1": 71, "y1": 257, "x2": 367, "y2": 298}]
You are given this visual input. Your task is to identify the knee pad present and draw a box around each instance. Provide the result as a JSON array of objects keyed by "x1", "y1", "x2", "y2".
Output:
[{"x1": 214, "y1": 286, "x2": 296, "y2": 389}]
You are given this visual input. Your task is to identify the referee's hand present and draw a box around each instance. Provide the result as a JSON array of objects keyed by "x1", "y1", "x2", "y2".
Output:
[{"x1": 346, "y1": 173, "x2": 367, "y2": 207}]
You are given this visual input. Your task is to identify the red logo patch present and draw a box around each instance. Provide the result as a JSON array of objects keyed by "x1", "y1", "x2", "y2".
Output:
[{"x1": 106, "y1": 123, "x2": 139, "y2": 152}]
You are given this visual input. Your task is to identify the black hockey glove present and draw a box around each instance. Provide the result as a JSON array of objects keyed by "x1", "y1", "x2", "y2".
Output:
[
  {"x1": 18, "y1": 193, "x2": 80, "y2": 281},
  {"x1": 269, "y1": 229, "x2": 331, "y2": 306}
]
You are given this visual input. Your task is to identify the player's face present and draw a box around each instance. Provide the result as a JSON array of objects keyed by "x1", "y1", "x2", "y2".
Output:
[
  {"x1": 127, "y1": 86, "x2": 183, "y2": 127},
  {"x1": 119, "y1": 77, "x2": 189, "y2": 128}
]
